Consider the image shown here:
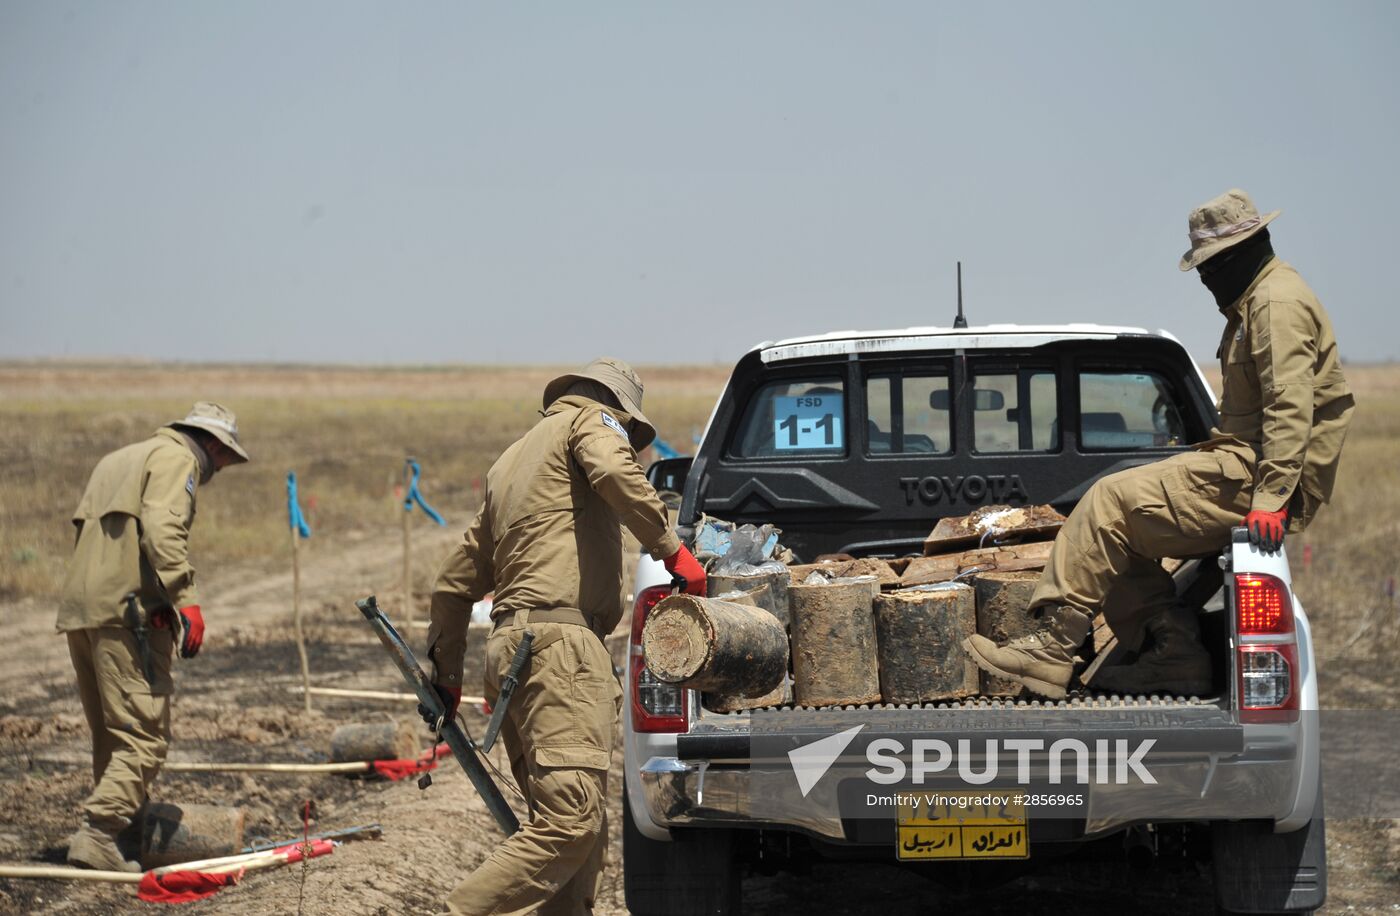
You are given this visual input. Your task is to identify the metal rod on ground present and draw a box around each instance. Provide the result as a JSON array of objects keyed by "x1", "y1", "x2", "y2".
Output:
[
  {"x1": 402, "y1": 456, "x2": 414, "y2": 634},
  {"x1": 356, "y1": 595, "x2": 519, "y2": 835},
  {"x1": 243, "y1": 824, "x2": 382, "y2": 854},
  {"x1": 295, "y1": 686, "x2": 487, "y2": 705},
  {"x1": 292, "y1": 523, "x2": 311, "y2": 713}
]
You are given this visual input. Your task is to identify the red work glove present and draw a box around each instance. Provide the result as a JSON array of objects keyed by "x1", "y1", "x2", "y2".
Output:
[
  {"x1": 177, "y1": 606, "x2": 204, "y2": 658},
  {"x1": 418, "y1": 685, "x2": 462, "y2": 729},
  {"x1": 662, "y1": 545, "x2": 707, "y2": 596},
  {"x1": 1244, "y1": 509, "x2": 1288, "y2": 553}
]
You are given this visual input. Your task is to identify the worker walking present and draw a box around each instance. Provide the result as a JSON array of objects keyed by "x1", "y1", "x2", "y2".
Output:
[
  {"x1": 425, "y1": 358, "x2": 706, "y2": 916},
  {"x1": 58, "y1": 403, "x2": 249, "y2": 871},
  {"x1": 964, "y1": 189, "x2": 1353, "y2": 698}
]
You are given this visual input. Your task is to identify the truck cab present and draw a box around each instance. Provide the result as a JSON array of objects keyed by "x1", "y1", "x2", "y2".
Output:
[{"x1": 622, "y1": 325, "x2": 1325, "y2": 915}]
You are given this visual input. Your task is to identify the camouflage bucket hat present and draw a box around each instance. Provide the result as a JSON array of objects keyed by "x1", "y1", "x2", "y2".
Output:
[
  {"x1": 543, "y1": 357, "x2": 656, "y2": 450},
  {"x1": 169, "y1": 401, "x2": 250, "y2": 463},
  {"x1": 1179, "y1": 188, "x2": 1280, "y2": 271}
]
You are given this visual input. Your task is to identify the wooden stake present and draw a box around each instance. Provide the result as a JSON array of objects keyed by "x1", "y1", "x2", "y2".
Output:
[
  {"x1": 0, "y1": 865, "x2": 145, "y2": 883},
  {"x1": 291, "y1": 527, "x2": 311, "y2": 714},
  {"x1": 0, "y1": 848, "x2": 307, "y2": 883},
  {"x1": 402, "y1": 456, "x2": 414, "y2": 633},
  {"x1": 166, "y1": 760, "x2": 372, "y2": 774},
  {"x1": 296, "y1": 686, "x2": 486, "y2": 705}
]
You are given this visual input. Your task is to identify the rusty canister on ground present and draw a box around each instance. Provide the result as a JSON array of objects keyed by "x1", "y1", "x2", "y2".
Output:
[
  {"x1": 141, "y1": 803, "x2": 245, "y2": 868},
  {"x1": 330, "y1": 721, "x2": 419, "y2": 763}
]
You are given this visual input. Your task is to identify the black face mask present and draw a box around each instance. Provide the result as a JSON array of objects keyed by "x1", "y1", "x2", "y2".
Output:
[{"x1": 1197, "y1": 229, "x2": 1275, "y2": 309}]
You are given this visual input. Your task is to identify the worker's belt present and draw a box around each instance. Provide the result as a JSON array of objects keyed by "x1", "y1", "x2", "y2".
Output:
[{"x1": 491, "y1": 608, "x2": 592, "y2": 631}]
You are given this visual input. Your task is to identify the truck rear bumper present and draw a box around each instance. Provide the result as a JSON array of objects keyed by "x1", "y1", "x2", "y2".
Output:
[
  {"x1": 640, "y1": 752, "x2": 1300, "y2": 841},
  {"x1": 637, "y1": 700, "x2": 1306, "y2": 841}
]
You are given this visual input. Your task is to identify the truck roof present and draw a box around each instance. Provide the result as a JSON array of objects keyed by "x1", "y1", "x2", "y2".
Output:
[{"x1": 758, "y1": 323, "x2": 1184, "y2": 364}]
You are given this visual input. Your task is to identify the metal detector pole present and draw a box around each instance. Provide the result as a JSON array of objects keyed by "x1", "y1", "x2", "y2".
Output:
[{"x1": 355, "y1": 596, "x2": 519, "y2": 835}]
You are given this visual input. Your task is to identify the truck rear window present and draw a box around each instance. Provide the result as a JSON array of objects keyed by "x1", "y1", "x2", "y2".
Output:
[
  {"x1": 866, "y1": 373, "x2": 951, "y2": 454},
  {"x1": 1079, "y1": 371, "x2": 1188, "y2": 448},
  {"x1": 732, "y1": 378, "x2": 846, "y2": 458},
  {"x1": 972, "y1": 369, "x2": 1059, "y2": 453}
]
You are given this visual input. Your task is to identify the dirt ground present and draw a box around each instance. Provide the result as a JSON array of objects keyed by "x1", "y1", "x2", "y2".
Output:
[{"x1": 2, "y1": 364, "x2": 1399, "y2": 914}]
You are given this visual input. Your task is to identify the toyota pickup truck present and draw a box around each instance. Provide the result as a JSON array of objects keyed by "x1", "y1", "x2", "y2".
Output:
[{"x1": 622, "y1": 325, "x2": 1325, "y2": 915}]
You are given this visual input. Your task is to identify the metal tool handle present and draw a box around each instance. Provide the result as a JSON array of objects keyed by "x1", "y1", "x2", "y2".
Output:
[
  {"x1": 480, "y1": 630, "x2": 534, "y2": 754},
  {"x1": 355, "y1": 596, "x2": 519, "y2": 835},
  {"x1": 123, "y1": 592, "x2": 156, "y2": 686}
]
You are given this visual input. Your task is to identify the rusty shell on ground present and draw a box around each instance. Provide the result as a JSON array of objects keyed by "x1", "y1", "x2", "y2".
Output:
[
  {"x1": 642, "y1": 594, "x2": 788, "y2": 696},
  {"x1": 140, "y1": 803, "x2": 245, "y2": 869},
  {"x1": 330, "y1": 721, "x2": 419, "y2": 763},
  {"x1": 789, "y1": 577, "x2": 881, "y2": 707}
]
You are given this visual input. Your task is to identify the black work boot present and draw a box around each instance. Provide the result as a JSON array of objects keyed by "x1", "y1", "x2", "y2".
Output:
[
  {"x1": 1091, "y1": 605, "x2": 1212, "y2": 696},
  {"x1": 962, "y1": 605, "x2": 1093, "y2": 700}
]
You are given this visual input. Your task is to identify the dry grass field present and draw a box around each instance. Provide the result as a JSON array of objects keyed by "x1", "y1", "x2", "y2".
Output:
[
  {"x1": 1, "y1": 361, "x2": 1397, "y2": 914},
  {"x1": 0, "y1": 363, "x2": 731, "y2": 602}
]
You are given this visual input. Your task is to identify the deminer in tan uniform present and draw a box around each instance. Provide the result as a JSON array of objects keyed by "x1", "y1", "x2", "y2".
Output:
[
  {"x1": 424, "y1": 358, "x2": 707, "y2": 916},
  {"x1": 964, "y1": 189, "x2": 1353, "y2": 699},
  {"x1": 59, "y1": 403, "x2": 249, "y2": 871}
]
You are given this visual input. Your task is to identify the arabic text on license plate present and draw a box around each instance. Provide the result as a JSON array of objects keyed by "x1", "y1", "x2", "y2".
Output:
[{"x1": 895, "y1": 792, "x2": 1028, "y2": 860}]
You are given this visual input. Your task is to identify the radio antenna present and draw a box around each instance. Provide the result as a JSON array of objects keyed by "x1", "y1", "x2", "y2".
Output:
[{"x1": 953, "y1": 261, "x2": 968, "y2": 329}]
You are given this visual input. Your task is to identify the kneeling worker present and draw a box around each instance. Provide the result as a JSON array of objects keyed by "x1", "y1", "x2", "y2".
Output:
[
  {"x1": 425, "y1": 357, "x2": 706, "y2": 916},
  {"x1": 60, "y1": 403, "x2": 249, "y2": 871},
  {"x1": 964, "y1": 189, "x2": 1353, "y2": 698}
]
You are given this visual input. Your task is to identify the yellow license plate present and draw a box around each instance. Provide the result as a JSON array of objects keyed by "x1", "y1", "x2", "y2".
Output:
[{"x1": 895, "y1": 792, "x2": 1028, "y2": 860}]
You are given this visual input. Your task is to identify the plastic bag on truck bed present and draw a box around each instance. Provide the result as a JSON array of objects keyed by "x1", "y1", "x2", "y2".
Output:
[{"x1": 692, "y1": 514, "x2": 791, "y2": 576}]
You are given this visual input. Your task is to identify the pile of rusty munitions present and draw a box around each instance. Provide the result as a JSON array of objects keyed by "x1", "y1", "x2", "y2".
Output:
[{"x1": 642, "y1": 505, "x2": 1065, "y2": 709}]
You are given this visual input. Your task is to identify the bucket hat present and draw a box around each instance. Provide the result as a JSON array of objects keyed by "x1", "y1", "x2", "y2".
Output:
[
  {"x1": 169, "y1": 402, "x2": 250, "y2": 463},
  {"x1": 1179, "y1": 188, "x2": 1280, "y2": 271},
  {"x1": 543, "y1": 357, "x2": 655, "y2": 450}
]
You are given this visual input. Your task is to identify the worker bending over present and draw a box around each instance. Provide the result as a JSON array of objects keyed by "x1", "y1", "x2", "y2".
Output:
[{"x1": 60, "y1": 403, "x2": 248, "y2": 871}]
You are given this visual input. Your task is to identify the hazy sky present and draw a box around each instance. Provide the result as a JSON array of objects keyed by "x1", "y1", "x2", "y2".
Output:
[{"x1": 2, "y1": 2, "x2": 1397, "y2": 366}]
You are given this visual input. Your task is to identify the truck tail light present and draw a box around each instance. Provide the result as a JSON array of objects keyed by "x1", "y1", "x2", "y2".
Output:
[
  {"x1": 630, "y1": 584, "x2": 688, "y2": 733},
  {"x1": 1234, "y1": 574, "x2": 1294, "y2": 635},
  {"x1": 1233, "y1": 573, "x2": 1298, "y2": 722}
]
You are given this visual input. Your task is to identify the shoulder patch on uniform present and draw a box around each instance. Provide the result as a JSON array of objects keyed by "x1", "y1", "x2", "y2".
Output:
[
  {"x1": 186, "y1": 475, "x2": 196, "y2": 496},
  {"x1": 600, "y1": 411, "x2": 629, "y2": 440}
]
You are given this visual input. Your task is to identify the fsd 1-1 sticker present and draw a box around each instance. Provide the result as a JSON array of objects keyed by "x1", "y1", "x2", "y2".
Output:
[{"x1": 772, "y1": 394, "x2": 843, "y2": 450}]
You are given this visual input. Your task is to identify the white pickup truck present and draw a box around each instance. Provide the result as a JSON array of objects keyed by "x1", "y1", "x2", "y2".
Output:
[{"x1": 622, "y1": 325, "x2": 1325, "y2": 915}]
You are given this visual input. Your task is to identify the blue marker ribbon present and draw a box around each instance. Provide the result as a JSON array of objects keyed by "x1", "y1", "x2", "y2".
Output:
[
  {"x1": 404, "y1": 459, "x2": 447, "y2": 526},
  {"x1": 286, "y1": 472, "x2": 312, "y2": 539},
  {"x1": 651, "y1": 436, "x2": 680, "y2": 460}
]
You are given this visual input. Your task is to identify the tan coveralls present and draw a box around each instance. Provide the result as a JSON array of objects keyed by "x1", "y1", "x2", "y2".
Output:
[
  {"x1": 1031, "y1": 258, "x2": 1354, "y2": 648},
  {"x1": 427, "y1": 394, "x2": 680, "y2": 916},
  {"x1": 58, "y1": 428, "x2": 201, "y2": 833}
]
